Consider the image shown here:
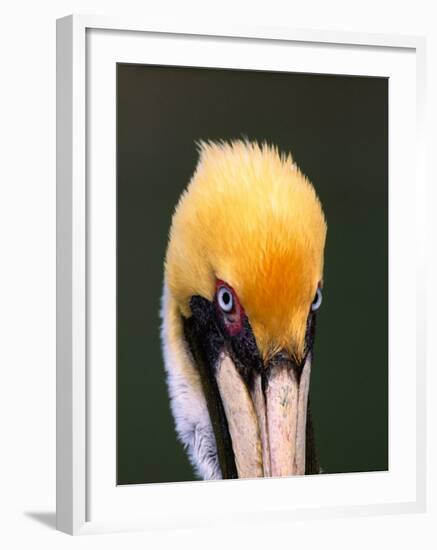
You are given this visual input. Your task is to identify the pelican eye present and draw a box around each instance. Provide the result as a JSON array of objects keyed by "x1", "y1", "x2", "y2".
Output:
[
  {"x1": 311, "y1": 287, "x2": 323, "y2": 311},
  {"x1": 217, "y1": 286, "x2": 233, "y2": 312}
]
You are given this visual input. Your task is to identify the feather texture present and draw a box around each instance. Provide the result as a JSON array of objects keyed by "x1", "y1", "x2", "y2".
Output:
[
  {"x1": 165, "y1": 140, "x2": 327, "y2": 362},
  {"x1": 161, "y1": 140, "x2": 327, "y2": 478},
  {"x1": 160, "y1": 282, "x2": 222, "y2": 479}
]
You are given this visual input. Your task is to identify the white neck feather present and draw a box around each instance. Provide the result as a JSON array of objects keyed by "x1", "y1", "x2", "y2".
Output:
[{"x1": 160, "y1": 281, "x2": 222, "y2": 480}]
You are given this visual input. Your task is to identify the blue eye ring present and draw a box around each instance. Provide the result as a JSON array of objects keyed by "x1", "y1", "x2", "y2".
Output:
[
  {"x1": 217, "y1": 286, "x2": 233, "y2": 312},
  {"x1": 311, "y1": 287, "x2": 323, "y2": 311}
]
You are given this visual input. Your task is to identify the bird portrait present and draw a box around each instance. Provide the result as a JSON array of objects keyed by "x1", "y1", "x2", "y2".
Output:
[
  {"x1": 116, "y1": 65, "x2": 388, "y2": 485},
  {"x1": 161, "y1": 140, "x2": 327, "y2": 480}
]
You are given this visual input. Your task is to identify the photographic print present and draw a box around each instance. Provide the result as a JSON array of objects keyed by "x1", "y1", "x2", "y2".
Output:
[{"x1": 116, "y1": 64, "x2": 388, "y2": 484}]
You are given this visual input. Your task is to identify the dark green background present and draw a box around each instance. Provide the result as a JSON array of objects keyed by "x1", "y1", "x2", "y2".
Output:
[{"x1": 117, "y1": 63, "x2": 388, "y2": 485}]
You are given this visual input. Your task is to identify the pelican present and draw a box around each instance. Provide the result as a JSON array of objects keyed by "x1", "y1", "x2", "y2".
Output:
[{"x1": 161, "y1": 140, "x2": 327, "y2": 480}]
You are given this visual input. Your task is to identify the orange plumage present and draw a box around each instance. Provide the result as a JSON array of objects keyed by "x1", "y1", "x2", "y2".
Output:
[{"x1": 165, "y1": 140, "x2": 327, "y2": 361}]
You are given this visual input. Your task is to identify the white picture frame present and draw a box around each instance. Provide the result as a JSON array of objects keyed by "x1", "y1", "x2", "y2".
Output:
[{"x1": 56, "y1": 14, "x2": 427, "y2": 535}]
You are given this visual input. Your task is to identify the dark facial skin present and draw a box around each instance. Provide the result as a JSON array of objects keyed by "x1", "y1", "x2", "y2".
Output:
[{"x1": 182, "y1": 287, "x2": 320, "y2": 479}]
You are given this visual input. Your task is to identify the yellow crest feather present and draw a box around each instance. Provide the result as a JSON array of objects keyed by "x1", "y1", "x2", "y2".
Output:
[{"x1": 165, "y1": 140, "x2": 327, "y2": 361}]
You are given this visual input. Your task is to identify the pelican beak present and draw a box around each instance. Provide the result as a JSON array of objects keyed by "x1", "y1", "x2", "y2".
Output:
[
  {"x1": 183, "y1": 295, "x2": 317, "y2": 479},
  {"x1": 215, "y1": 351, "x2": 312, "y2": 478}
]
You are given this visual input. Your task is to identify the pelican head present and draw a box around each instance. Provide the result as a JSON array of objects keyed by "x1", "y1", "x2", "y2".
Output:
[{"x1": 161, "y1": 140, "x2": 327, "y2": 479}]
